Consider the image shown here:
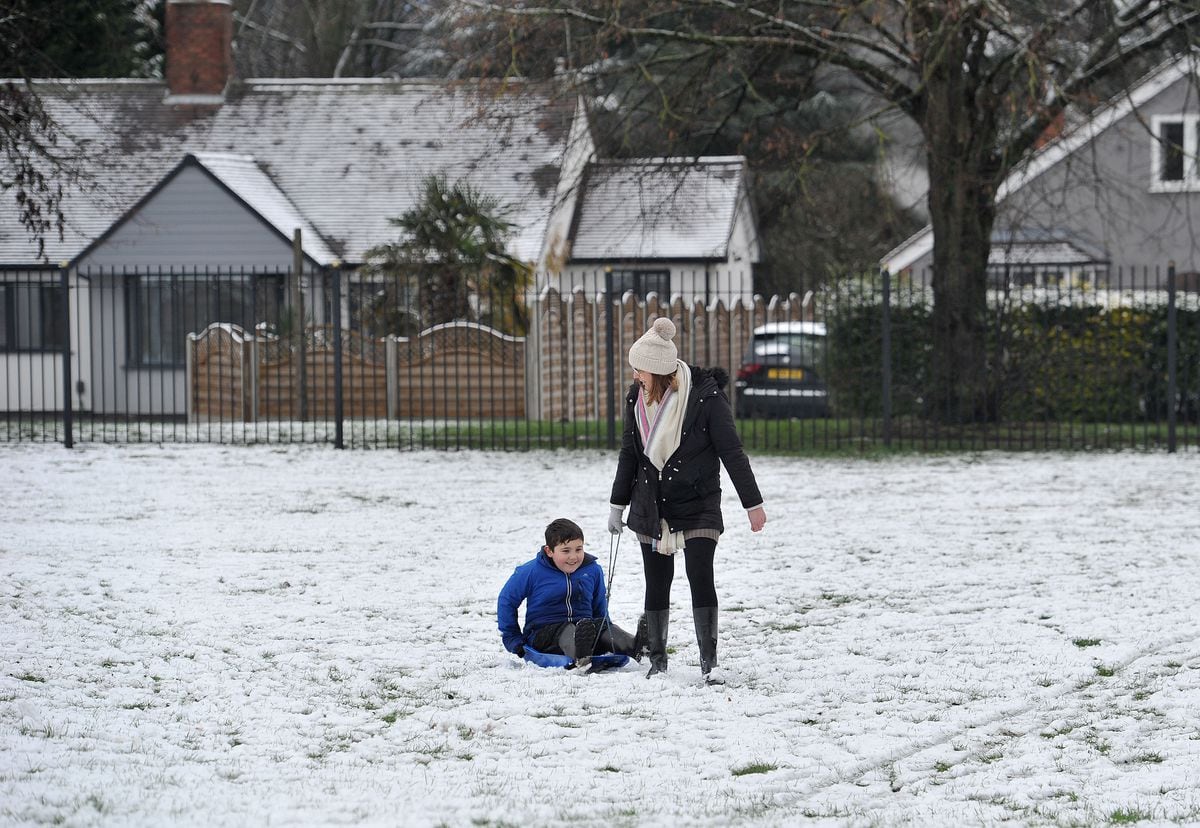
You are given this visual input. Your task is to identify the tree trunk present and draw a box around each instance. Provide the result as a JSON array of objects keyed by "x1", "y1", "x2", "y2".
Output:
[{"x1": 918, "y1": 19, "x2": 1003, "y2": 424}]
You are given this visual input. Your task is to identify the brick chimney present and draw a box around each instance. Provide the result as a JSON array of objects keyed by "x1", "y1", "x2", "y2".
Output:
[{"x1": 165, "y1": 0, "x2": 233, "y2": 104}]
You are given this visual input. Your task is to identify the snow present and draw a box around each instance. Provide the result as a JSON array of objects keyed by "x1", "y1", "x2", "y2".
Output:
[{"x1": 2, "y1": 444, "x2": 1199, "y2": 826}]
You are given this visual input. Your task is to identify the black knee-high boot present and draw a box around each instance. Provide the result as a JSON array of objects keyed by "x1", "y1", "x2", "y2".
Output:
[
  {"x1": 598, "y1": 619, "x2": 645, "y2": 661},
  {"x1": 693, "y1": 606, "x2": 723, "y2": 685},
  {"x1": 645, "y1": 609, "x2": 669, "y2": 677}
]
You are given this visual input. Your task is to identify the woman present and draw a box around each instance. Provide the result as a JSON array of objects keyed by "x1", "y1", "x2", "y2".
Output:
[{"x1": 608, "y1": 317, "x2": 767, "y2": 684}]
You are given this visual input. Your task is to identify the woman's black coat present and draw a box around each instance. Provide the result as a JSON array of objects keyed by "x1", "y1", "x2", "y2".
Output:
[{"x1": 609, "y1": 365, "x2": 762, "y2": 540}]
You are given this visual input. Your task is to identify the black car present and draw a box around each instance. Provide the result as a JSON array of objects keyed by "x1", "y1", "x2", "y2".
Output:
[{"x1": 734, "y1": 322, "x2": 830, "y2": 419}]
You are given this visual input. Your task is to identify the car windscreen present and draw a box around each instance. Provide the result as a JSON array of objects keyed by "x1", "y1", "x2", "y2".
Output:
[{"x1": 751, "y1": 333, "x2": 826, "y2": 366}]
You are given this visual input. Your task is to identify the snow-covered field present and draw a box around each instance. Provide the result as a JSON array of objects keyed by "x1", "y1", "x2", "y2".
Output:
[{"x1": 2, "y1": 444, "x2": 1199, "y2": 827}]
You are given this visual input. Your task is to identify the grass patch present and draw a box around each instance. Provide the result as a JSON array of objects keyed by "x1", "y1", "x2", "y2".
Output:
[
  {"x1": 1110, "y1": 807, "x2": 1152, "y2": 823},
  {"x1": 765, "y1": 621, "x2": 806, "y2": 632},
  {"x1": 375, "y1": 416, "x2": 1200, "y2": 454},
  {"x1": 16, "y1": 672, "x2": 45, "y2": 683},
  {"x1": 1132, "y1": 752, "x2": 1164, "y2": 764},
  {"x1": 732, "y1": 762, "x2": 777, "y2": 776},
  {"x1": 1095, "y1": 665, "x2": 1117, "y2": 677},
  {"x1": 1072, "y1": 638, "x2": 1102, "y2": 648}
]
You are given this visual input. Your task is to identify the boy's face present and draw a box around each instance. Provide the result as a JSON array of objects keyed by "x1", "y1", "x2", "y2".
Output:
[{"x1": 545, "y1": 538, "x2": 586, "y2": 574}]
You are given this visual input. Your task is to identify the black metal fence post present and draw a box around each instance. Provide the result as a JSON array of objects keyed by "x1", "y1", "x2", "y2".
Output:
[
  {"x1": 881, "y1": 267, "x2": 892, "y2": 449},
  {"x1": 331, "y1": 264, "x2": 345, "y2": 449},
  {"x1": 605, "y1": 269, "x2": 616, "y2": 450},
  {"x1": 60, "y1": 266, "x2": 73, "y2": 448},
  {"x1": 1167, "y1": 261, "x2": 1177, "y2": 454}
]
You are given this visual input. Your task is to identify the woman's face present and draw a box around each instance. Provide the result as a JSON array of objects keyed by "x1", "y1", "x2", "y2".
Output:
[{"x1": 632, "y1": 367, "x2": 653, "y2": 391}]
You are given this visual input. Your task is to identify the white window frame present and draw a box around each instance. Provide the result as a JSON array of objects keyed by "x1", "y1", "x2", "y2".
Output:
[{"x1": 1149, "y1": 114, "x2": 1200, "y2": 192}]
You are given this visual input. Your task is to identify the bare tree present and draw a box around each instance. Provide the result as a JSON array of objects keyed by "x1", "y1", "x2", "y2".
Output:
[
  {"x1": 458, "y1": 0, "x2": 1199, "y2": 421},
  {"x1": 231, "y1": 0, "x2": 451, "y2": 78},
  {"x1": 1, "y1": 0, "x2": 157, "y2": 260}
]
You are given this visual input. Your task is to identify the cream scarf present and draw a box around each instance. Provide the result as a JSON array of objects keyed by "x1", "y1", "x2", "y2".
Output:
[{"x1": 635, "y1": 360, "x2": 692, "y2": 555}]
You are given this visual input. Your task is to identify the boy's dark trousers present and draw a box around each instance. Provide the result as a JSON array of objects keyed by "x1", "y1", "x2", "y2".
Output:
[{"x1": 529, "y1": 619, "x2": 638, "y2": 659}]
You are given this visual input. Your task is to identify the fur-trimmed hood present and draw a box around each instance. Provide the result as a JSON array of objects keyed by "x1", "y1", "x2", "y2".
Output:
[{"x1": 689, "y1": 364, "x2": 730, "y2": 392}]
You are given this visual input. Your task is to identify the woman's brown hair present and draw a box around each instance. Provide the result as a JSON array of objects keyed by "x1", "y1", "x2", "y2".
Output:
[{"x1": 642, "y1": 369, "x2": 678, "y2": 405}]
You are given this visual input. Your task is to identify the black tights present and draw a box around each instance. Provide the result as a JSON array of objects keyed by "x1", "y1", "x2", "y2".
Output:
[{"x1": 641, "y1": 536, "x2": 718, "y2": 611}]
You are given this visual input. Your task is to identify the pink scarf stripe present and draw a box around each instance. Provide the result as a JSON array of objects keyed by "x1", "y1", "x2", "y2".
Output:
[{"x1": 635, "y1": 387, "x2": 673, "y2": 453}]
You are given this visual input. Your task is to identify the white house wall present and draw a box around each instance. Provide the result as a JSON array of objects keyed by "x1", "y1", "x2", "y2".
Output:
[
  {"x1": 0, "y1": 353, "x2": 62, "y2": 411},
  {"x1": 552, "y1": 264, "x2": 755, "y2": 306},
  {"x1": 539, "y1": 101, "x2": 596, "y2": 271},
  {"x1": 728, "y1": 187, "x2": 762, "y2": 268}
]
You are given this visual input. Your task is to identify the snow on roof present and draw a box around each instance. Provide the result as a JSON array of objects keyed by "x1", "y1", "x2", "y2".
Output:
[
  {"x1": 0, "y1": 79, "x2": 572, "y2": 266},
  {"x1": 88, "y1": 152, "x2": 341, "y2": 266},
  {"x1": 569, "y1": 157, "x2": 747, "y2": 261},
  {"x1": 987, "y1": 228, "x2": 1109, "y2": 266},
  {"x1": 881, "y1": 54, "x2": 1196, "y2": 273}
]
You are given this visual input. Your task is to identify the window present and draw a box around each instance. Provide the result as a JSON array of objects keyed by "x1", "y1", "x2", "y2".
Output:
[
  {"x1": 610, "y1": 269, "x2": 670, "y2": 299},
  {"x1": 0, "y1": 282, "x2": 65, "y2": 352},
  {"x1": 128, "y1": 274, "x2": 284, "y2": 367},
  {"x1": 1151, "y1": 116, "x2": 1199, "y2": 191}
]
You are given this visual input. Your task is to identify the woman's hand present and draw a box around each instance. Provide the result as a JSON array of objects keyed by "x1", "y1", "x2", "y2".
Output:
[
  {"x1": 608, "y1": 505, "x2": 626, "y2": 535},
  {"x1": 748, "y1": 506, "x2": 766, "y2": 532}
]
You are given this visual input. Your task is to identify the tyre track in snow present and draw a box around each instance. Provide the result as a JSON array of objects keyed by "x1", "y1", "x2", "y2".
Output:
[{"x1": 773, "y1": 630, "x2": 1200, "y2": 806}]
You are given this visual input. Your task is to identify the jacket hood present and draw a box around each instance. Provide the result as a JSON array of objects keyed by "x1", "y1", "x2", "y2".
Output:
[{"x1": 689, "y1": 364, "x2": 729, "y2": 392}]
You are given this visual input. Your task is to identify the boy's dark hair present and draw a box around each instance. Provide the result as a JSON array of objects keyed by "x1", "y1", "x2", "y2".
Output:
[{"x1": 545, "y1": 518, "x2": 584, "y2": 550}]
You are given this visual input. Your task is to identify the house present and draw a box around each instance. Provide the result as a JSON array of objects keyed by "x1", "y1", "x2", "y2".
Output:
[
  {"x1": 547, "y1": 157, "x2": 761, "y2": 304},
  {"x1": 883, "y1": 55, "x2": 1200, "y2": 287},
  {"x1": 0, "y1": 0, "x2": 760, "y2": 416}
]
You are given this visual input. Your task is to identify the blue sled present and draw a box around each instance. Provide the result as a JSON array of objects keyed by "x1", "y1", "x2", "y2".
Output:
[{"x1": 523, "y1": 646, "x2": 629, "y2": 671}]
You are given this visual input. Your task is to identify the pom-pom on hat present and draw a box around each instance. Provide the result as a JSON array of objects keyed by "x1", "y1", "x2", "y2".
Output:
[{"x1": 628, "y1": 317, "x2": 679, "y2": 375}]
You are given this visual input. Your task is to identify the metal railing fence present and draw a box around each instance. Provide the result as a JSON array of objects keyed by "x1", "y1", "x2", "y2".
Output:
[{"x1": 0, "y1": 262, "x2": 1196, "y2": 452}]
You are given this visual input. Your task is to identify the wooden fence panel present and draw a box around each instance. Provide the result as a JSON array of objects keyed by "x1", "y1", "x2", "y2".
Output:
[
  {"x1": 188, "y1": 324, "x2": 248, "y2": 421},
  {"x1": 393, "y1": 322, "x2": 525, "y2": 419}
]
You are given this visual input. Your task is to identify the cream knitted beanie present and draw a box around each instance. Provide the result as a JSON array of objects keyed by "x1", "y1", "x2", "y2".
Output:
[{"x1": 628, "y1": 318, "x2": 679, "y2": 375}]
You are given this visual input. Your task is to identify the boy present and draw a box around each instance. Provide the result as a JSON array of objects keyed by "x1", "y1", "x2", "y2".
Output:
[{"x1": 498, "y1": 518, "x2": 645, "y2": 665}]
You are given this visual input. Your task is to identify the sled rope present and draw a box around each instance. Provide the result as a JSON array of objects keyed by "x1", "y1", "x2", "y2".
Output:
[{"x1": 588, "y1": 532, "x2": 622, "y2": 660}]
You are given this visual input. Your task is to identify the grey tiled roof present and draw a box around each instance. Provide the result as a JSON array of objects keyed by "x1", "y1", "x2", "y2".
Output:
[
  {"x1": 570, "y1": 157, "x2": 747, "y2": 261},
  {"x1": 2, "y1": 79, "x2": 572, "y2": 266}
]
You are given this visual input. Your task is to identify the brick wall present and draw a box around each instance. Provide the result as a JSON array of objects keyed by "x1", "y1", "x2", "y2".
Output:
[{"x1": 166, "y1": 0, "x2": 233, "y2": 99}]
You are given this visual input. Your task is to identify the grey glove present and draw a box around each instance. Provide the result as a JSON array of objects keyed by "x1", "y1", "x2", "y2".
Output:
[{"x1": 607, "y1": 505, "x2": 625, "y2": 535}]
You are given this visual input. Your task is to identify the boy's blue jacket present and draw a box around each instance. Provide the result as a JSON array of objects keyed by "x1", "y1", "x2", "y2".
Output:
[{"x1": 497, "y1": 549, "x2": 608, "y2": 654}]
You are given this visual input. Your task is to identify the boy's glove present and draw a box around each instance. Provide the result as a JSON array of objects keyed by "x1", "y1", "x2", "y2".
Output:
[
  {"x1": 607, "y1": 505, "x2": 625, "y2": 535},
  {"x1": 514, "y1": 645, "x2": 525, "y2": 658}
]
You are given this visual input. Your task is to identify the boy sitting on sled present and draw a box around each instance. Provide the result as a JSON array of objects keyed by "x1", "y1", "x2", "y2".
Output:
[{"x1": 498, "y1": 518, "x2": 645, "y2": 666}]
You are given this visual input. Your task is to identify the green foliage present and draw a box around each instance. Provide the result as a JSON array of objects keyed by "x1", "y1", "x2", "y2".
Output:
[
  {"x1": 822, "y1": 290, "x2": 1200, "y2": 425},
  {"x1": 824, "y1": 284, "x2": 932, "y2": 418},
  {"x1": 1002, "y1": 306, "x2": 1155, "y2": 422},
  {"x1": 0, "y1": 0, "x2": 160, "y2": 78},
  {"x1": 365, "y1": 175, "x2": 533, "y2": 334}
]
